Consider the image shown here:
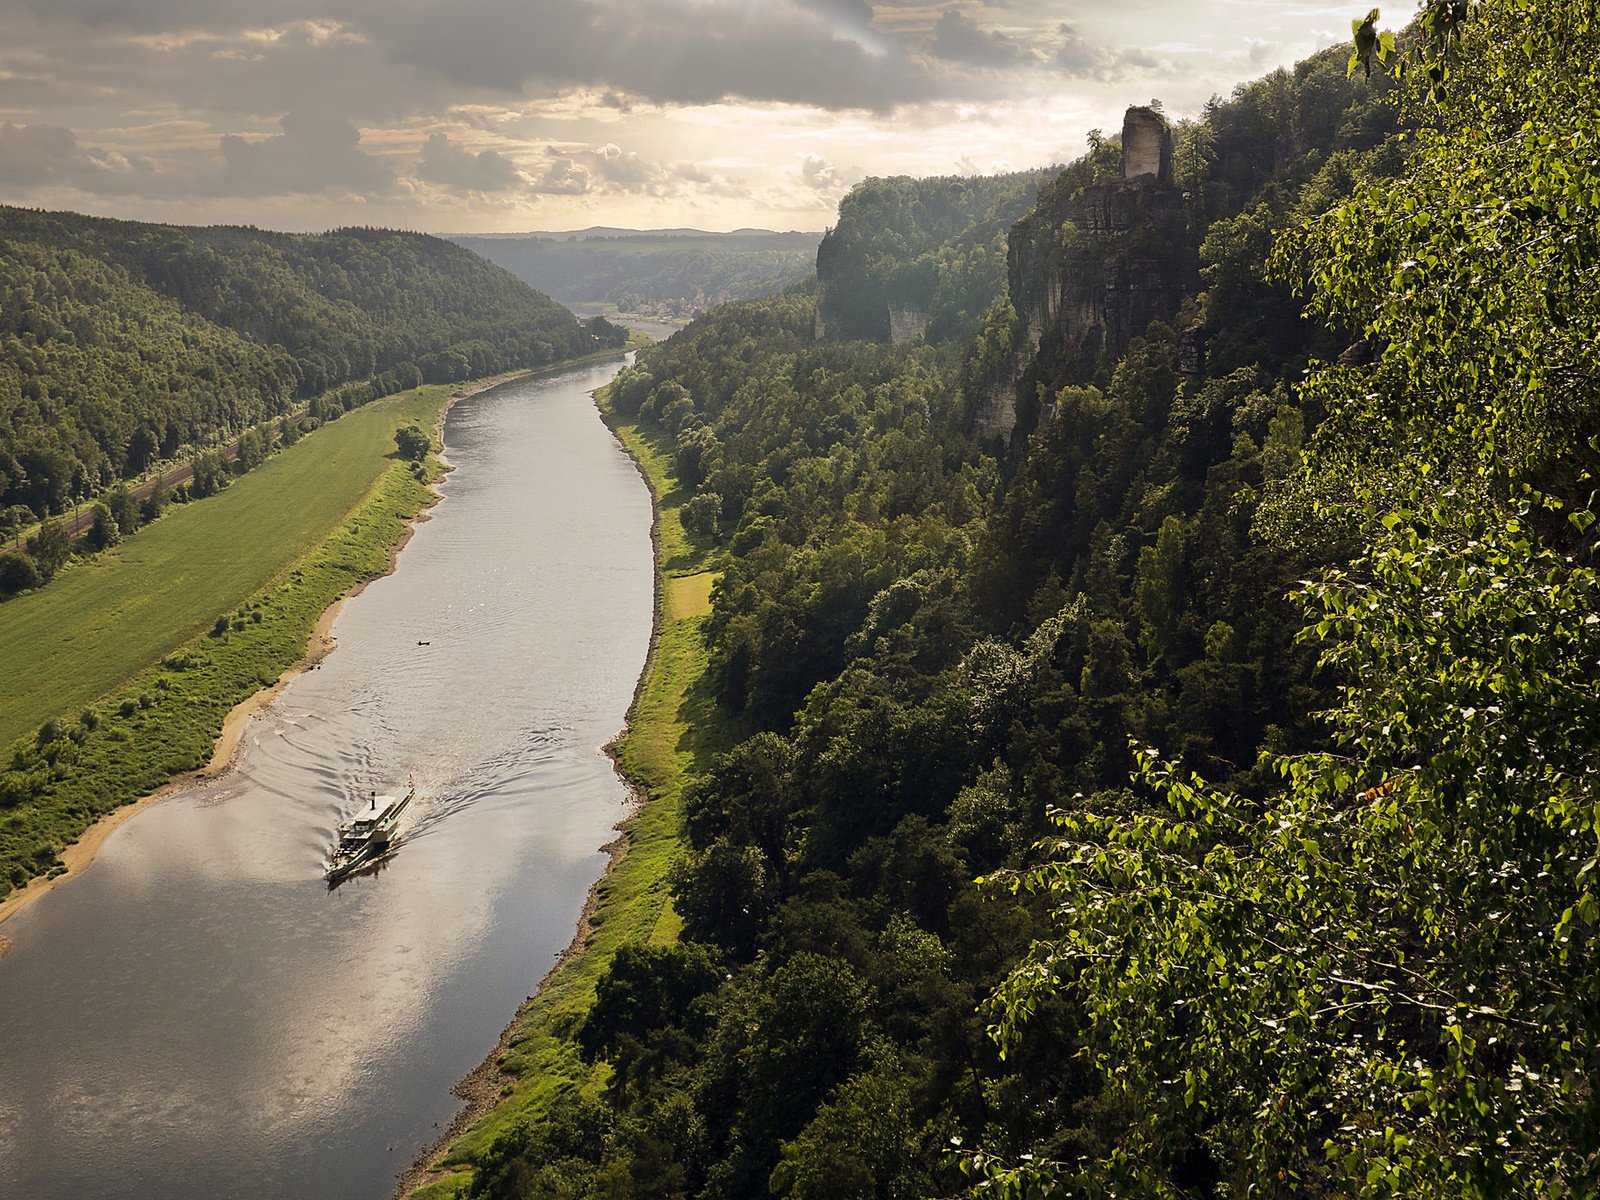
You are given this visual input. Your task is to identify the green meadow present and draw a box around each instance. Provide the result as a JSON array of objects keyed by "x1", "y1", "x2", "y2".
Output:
[
  {"x1": 0, "y1": 382, "x2": 466, "y2": 896},
  {"x1": 0, "y1": 384, "x2": 459, "y2": 752},
  {"x1": 408, "y1": 388, "x2": 728, "y2": 1199}
]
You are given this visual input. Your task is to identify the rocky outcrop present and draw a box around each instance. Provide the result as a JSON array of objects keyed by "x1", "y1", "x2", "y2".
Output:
[
  {"x1": 887, "y1": 305, "x2": 928, "y2": 344},
  {"x1": 1120, "y1": 106, "x2": 1173, "y2": 185},
  {"x1": 963, "y1": 105, "x2": 1199, "y2": 450},
  {"x1": 1007, "y1": 105, "x2": 1196, "y2": 380},
  {"x1": 972, "y1": 376, "x2": 1019, "y2": 445}
]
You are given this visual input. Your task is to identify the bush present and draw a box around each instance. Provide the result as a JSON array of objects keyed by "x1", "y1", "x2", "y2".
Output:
[
  {"x1": 0, "y1": 551, "x2": 42, "y2": 595},
  {"x1": 395, "y1": 424, "x2": 432, "y2": 461}
]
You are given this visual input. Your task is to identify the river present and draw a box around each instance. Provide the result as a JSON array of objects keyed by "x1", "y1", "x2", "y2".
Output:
[{"x1": 0, "y1": 357, "x2": 653, "y2": 1199}]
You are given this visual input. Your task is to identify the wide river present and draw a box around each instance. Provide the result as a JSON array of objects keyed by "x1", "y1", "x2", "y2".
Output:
[{"x1": 0, "y1": 358, "x2": 653, "y2": 1199}]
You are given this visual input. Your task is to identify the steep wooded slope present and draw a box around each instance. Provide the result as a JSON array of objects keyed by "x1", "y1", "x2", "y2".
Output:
[
  {"x1": 0, "y1": 209, "x2": 620, "y2": 518},
  {"x1": 440, "y1": 35, "x2": 1441, "y2": 1200}
]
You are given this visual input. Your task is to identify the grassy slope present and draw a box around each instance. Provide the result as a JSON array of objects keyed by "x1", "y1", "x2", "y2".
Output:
[
  {"x1": 409, "y1": 393, "x2": 726, "y2": 1199},
  {"x1": 0, "y1": 385, "x2": 455, "y2": 751}
]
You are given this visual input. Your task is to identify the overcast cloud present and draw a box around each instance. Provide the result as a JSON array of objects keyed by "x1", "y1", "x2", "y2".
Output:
[{"x1": 0, "y1": 0, "x2": 1366, "y2": 230}]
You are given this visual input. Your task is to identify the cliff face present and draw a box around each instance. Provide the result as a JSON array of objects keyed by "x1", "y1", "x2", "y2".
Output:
[
  {"x1": 1009, "y1": 182, "x2": 1192, "y2": 364},
  {"x1": 972, "y1": 106, "x2": 1198, "y2": 448},
  {"x1": 1016, "y1": 107, "x2": 1193, "y2": 367}
]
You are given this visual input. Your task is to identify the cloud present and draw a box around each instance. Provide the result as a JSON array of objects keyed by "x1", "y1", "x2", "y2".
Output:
[
  {"x1": 0, "y1": 121, "x2": 175, "y2": 195},
  {"x1": 800, "y1": 153, "x2": 840, "y2": 189},
  {"x1": 416, "y1": 132, "x2": 524, "y2": 193},
  {"x1": 533, "y1": 152, "x2": 593, "y2": 195},
  {"x1": 0, "y1": 122, "x2": 106, "y2": 189},
  {"x1": 1053, "y1": 23, "x2": 1162, "y2": 81},
  {"x1": 797, "y1": 152, "x2": 861, "y2": 194},
  {"x1": 928, "y1": 11, "x2": 1031, "y2": 68},
  {"x1": 217, "y1": 112, "x2": 392, "y2": 196},
  {"x1": 6, "y1": 0, "x2": 954, "y2": 117}
]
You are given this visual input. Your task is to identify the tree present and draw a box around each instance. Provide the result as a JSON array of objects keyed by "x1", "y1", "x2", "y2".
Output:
[
  {"x1": 86, "y1": 503, "x2": 120, "y2": 551},
  {"x1": 982, "y1": 5, "x2": 1600, "y2": 1195},
  {"x1": 106, "y1": 484, "x2": 141, "y2": 537},
  {"x1": 681, "y1": 492, "x2": 722, "y2": 538},
  {"x1": 394, "y1": 424, "x2": 432, "y2": 461},
  {"x1": 27, "y1": 516, "x2": 70, "y2": 579}
]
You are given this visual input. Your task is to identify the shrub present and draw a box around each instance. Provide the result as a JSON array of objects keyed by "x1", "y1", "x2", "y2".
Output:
[
  {"x1": 395, "y1": 424, "x2": 432, "y2": 461},
  {"x1": 0, "y1": 551, "x2": 42, "y2": 596}
]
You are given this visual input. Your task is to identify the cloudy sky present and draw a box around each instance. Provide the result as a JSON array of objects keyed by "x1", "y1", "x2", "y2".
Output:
[{"x1": 0, "y1": 0, "x2": 1363, "y2": 233}]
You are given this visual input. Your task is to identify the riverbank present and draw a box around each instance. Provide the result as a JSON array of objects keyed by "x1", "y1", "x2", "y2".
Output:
[
  {"x1": 401, "y1": 382, "x2": 727, "y2": 1199},
  {"x1": 0, "y1": 371, "x2": 528, "y2": 927}
]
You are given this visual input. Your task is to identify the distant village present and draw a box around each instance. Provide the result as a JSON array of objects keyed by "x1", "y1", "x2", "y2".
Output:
[{"x1": 612, "y1": 288, "x2": 735, "y2": 322}]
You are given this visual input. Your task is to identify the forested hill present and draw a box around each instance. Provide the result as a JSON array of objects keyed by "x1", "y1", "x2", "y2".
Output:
[
  {"x1": 813, "y1": 168, "x2": 1054, "y2": 343},
  {"x1": 0, "y1": 208, "x2": 621, "y2": 518},
  {"x1": 453, "y1": 7, "x2": 1600, "y2": 1198},
  {"x1": 451, "y1": 229, "x2": 820, "y2": 315}
]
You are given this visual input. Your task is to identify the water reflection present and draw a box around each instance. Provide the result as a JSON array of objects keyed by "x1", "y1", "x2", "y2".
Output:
[{"x1": 0, "y1": 358, "x2": 651, "y2": 1199}]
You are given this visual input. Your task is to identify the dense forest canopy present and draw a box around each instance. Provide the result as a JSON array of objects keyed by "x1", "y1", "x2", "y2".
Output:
[
  {"x1": 0, "y1": 209, "x2": 623, "y2": 518},
  {"x1": 814, "y1": 169, "x2": 1056, "y2": 343},
  {"x1": 450, "y1": 3, "x2": 1600, "y2": 1197}
]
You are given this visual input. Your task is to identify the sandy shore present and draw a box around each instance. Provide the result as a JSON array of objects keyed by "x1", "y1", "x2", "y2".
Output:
[{"x1": 0, "y1": 373, "x2": 519, "y2": 938}]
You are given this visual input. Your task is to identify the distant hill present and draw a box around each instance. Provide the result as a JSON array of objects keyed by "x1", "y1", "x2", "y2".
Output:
[
  {"x1": 0, "y1": 207, "x2": 622, "y2": 519},
  {"x1": 460, "y1": 227, "x2": 815, "y2": 241},
  {"x1": 450, "y1": 229, "x2": 822, "y2": 316}
]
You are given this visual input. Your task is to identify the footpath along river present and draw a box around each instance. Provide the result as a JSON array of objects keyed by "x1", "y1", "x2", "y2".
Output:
[{"x1": 0, "y1": 357, "x2": 653, "y2": 1199}]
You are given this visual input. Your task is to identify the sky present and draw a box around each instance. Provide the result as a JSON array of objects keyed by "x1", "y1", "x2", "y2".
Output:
[{"x1": 0, "y1": 0, "x2": 1366, "y2": 233}]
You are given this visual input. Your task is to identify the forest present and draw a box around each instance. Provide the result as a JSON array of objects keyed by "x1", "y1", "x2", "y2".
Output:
[
  {"x1": 454, "y1": 3, "x2": 1600, "y2": 1197},
  {"x1": 0, "y1": 210, "x2": 625, "y2": 521}
]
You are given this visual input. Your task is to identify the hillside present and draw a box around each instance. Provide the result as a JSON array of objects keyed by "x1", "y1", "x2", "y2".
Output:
[
  {"x1": 451, "y1": 229, "x2": 820, "y2": 316},
  {"x1": 813, "y1": 168, "x2": 1054, "y2": 343},
  {"x1": 0, "y1": 209, "x2": 623, "y2": 521},
  {"x1": 424, "y1": 9, "x2": 1600, "y2": 1198}
]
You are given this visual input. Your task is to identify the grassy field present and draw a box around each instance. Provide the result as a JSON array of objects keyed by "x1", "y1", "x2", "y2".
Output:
[
  {"x1": 0, "y1": 381, "x2": 475, "y2": 896},
  {"x1": 0, "y1": 384, "x2": 460, "y2": 753},
  {"x1": 408, "y1": 388, "x2": 728, "y2": 1199}
]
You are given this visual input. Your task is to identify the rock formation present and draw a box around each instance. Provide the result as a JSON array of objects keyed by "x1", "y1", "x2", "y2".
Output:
[{"x1": 970, "y1": 104, "x2": 1199, "y2": 448}]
